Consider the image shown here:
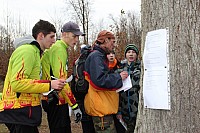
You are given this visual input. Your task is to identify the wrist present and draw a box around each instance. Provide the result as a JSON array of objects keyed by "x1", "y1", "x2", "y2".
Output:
[
  {"x1": 49, "y1": 80, "x2": 51, "y2": 91},
  {"x1": 71, "y1": 103, "x2": 78, "y2": 110},
  {"x1": 117, "y1": 112, "x2": 121, "y2": 115}
]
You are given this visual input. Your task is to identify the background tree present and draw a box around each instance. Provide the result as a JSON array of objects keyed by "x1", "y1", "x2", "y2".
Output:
[
  {"x1": 66, "y1": 0, "x2": 93, "y2": 45},
  {"x1": 0, "y1": 11, "x2": 28, "y2": 87},
  {"x1": 136, "y1": 0, "x2": 200, "y2": 132},
  {"x1": 48, "y1": 7, "x2": 67, "y2": 39},
  {"x1": 110, "y1": 10, "x2": 141, "y2": 61}
]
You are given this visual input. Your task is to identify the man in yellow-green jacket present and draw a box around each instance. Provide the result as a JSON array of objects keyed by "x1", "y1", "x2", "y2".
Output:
[
  {"x1": 41, "y1": 21, "x2": 84, "y2": 133},
  {"x1": 0, "y1": 20, "x2": 66, "y2": 133}
]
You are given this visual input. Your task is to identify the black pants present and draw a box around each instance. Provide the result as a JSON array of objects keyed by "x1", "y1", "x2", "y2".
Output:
[
  {"x1": 5, "y1": 123, "x2": 39, "y2": 133},
  {"x1": 41, "y1": 100, "x2": 71, "y2": 133},
  {"x1": 113, "y1": 114, "x2": 126, "y2": 133},
  {"x1": 81, "y1": 120, "x2": 95, "y2": 133},
  {"x1": 77, "y1": 100, "x2": 95, "y2": 133}
]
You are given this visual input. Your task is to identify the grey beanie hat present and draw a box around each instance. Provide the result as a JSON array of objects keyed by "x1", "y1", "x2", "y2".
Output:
[{"x1": 124, "y1": 44, "x2": 139, "y2": 57}]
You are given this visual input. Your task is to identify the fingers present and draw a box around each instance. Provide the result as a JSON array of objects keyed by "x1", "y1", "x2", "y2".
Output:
[
  {"x1": 116, "y1": 114, "x2": 122, "y2": 119},
  {"x1": 51, "y1": 79, "x2": 66, "y2": 90},
  {"x1": 75, "y1": 113, "x2": 82, "y2": 123},
  {"x1": 73, "y1": 108, "x2": 82, "y2": 123},
  {"x1": 120, "y1": 71, "x2": 128, "y2": 80}
]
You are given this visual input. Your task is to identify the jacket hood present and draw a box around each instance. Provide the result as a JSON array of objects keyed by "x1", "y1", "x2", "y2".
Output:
[{"x1": 13, "y1": 35, "x2": 36, "y2": 48}]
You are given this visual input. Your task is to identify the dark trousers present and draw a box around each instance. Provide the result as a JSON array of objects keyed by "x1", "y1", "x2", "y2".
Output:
[
  {"x1": 81, "y1": 120, "x2": 95, "y2": 133},
  {"x1": 41, "y1": 100, "x2": 71, "y2": 133},
  {"x1": 5, "y1": 123, "x2": 39, "y2": 133},
  {"x1": 77, "y1": 100, "x2": 95, "y2": 133},
  {"x1": 113, "y1": 115, "x2": 126, "y2": 133}
]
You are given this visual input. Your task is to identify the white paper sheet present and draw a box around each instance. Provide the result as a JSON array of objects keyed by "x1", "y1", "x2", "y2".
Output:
[
  {"x1": 116, "y1": 75, "x2": 132, "y2": 93},
  {"x1": 42, "y1": 75, "x2": 73, "y2": 96},
  {"x1": 43, "y1": 88, "x2": 54, "y2": 96},
  {"x1": 143, "y1": 28, "x2": 170, "y2": 110}
]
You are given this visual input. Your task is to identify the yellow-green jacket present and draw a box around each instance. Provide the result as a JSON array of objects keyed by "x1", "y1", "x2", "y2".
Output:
[
  {"x1": 41, "y1": 40, "x2": 77, "y2": 109},
  {"x1": 0, "y1": 38, "x2": 50, "y2": 111}
]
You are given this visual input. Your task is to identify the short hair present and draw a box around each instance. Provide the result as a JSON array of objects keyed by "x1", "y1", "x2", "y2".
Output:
[{"x1": 32, "y1": 19, "x2": 56, "y2": 39}]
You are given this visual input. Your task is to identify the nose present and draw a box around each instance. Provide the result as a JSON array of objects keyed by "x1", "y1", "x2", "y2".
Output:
[
  {"x1": 75, "y1": 36, "x2": 79, "y2": 42},
  {"x1": 52, "y1": 37, "x2": 56, "y2": 43}
]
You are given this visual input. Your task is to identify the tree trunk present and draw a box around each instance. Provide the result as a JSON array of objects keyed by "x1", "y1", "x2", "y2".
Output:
[{"x1": 137, "y1": 0, "x2": 200, "y2": 132}]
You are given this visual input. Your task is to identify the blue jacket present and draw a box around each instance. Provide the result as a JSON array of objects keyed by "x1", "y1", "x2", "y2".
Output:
[
  {"x1": 85, "y1": 45, "x2": 122, "y2": 89},
  {"x1": 84, "y1": 45, "x2": 123, "y2": 117}
]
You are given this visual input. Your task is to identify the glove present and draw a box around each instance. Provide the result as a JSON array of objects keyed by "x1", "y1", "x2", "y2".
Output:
[
  {"x1": 47, "y1": 90, "x2": 59, "y2": 104},
  {"x1": 73, "y1": 106, "x2": 82, "y2": 123}
]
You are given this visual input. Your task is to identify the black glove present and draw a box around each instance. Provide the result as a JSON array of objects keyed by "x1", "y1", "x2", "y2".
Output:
[
  {"x1": 47, "y1": 90, "x2": 59, "y2": 104},
  {"x1": 73, "y1": 106, "x2": 82, "y2": 123}
]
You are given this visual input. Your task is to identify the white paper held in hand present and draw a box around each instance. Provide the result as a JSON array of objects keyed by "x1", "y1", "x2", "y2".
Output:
[
  {"x1": 116, "y1": 75, "x2": 132, "y2": 93},
  {"x1": 43, "y1": 88, "x2": 54, "y2": 96},
  {"x1": 42, "y1": 75, "x2": 73, "y2": 96}
]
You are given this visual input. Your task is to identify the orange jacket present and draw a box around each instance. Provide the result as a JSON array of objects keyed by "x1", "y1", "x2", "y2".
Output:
[{"x1": 84, "y1": 72, "x2": 119, "y2": 117}]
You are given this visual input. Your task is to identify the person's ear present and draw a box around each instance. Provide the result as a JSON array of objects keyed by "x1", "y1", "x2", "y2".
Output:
[
  {"x1": 105, "y1": 38, "x2": 109, "y2": 43},
  {"x1": 38, "y1": 32, "x2": 44, "y2": 40}
]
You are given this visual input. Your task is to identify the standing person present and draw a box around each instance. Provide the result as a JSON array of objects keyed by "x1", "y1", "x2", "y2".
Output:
[
  {"x1": 107, "y1": 50, "x2": 121, "y2": 72},
  {"x1": 71, "y1": 44, "x2": 95, "y2": 133},
  {"x1": 106, "y1": 51, "x2": 125, "y2": 133},
  {"x1": 116, "y1": 44, "x2": 141, "y2": 133},
  {"x1": 41, "y1": 21, "x2": 83, "y2": 133},
  {"x1": 0, "y1": 19, "x2": 66, "y2": 133},
  {"x1": 84, "y1": 30, "x2": 128, "y2": 133}
]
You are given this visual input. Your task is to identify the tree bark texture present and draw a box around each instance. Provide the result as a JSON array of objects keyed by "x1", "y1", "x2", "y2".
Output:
[{"x1": 137, "y1": 0, "x2": 200, "y2": 133}]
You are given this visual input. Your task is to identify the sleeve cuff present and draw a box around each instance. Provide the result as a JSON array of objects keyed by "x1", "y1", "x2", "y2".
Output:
[
  {"x1": 71, "y1": 103, "x2": 78, "y2": 110},
  {"x1": 49, "y1": 80, "x2": 51, "y2": 91}
]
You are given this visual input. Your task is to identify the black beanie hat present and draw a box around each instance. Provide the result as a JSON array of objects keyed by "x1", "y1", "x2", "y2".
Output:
[{"x1": 124, "y1": 44, "x2": 139, "y2": 57}]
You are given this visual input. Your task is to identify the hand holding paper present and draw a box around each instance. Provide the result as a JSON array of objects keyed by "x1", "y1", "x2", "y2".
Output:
[
  {"x1": 43, "y1": 75, "x2": 73, "y2": 95},
  {"x1": 116, "y1": 75, "x2": 132, "y2": 93}
]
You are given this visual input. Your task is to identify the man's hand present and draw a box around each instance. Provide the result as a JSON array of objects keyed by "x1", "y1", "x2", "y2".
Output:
[
  {"x1": 51, "y1": 79, "x2": 66, "y2": 90},
  {"x1": 73, "y1": 107, "x2": 82, "y2": 123},
  {"x1": 120, "y1": 71, "x2": 128, "y2": 80}
]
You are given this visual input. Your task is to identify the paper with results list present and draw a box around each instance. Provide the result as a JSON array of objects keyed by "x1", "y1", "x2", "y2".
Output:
[
  {"x1": 143, "y1": 28, "x2": 170, "y2": 110},
  {"x1": 116, "y1": 75, "x2": 132, "y2": 93}
]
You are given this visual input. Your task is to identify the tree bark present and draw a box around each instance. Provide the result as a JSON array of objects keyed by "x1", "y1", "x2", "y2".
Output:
[{"x1": 137, "y1": 0, "x2": 200, "y2": 132}]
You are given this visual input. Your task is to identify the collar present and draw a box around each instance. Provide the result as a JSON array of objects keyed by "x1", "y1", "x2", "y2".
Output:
[
  {"x1": 108, "y1": 59, "x2": 118, "y2": 69},
  {"x1": 30, "y1": 41, "x2": 43, "y2": 56},
  {"x1": 56, "y1": 39, "x2": 69, "y2": 50},
  {"x1": 93, "y1": 44, "x2": 107, "y2": 55}
]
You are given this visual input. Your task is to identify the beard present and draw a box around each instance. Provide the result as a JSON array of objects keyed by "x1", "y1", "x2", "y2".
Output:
[{"x1": 101, "y1": 46, "x2": 112, "y2": 54}]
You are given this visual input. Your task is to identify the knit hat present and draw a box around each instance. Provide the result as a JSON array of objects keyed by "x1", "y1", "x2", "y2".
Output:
[
  {"x1": 124, "y1": 44, "x2": 139, "y2": 57},
  {"x1": 96, "y1": 30, "x2": 115, "y2": 44}
]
